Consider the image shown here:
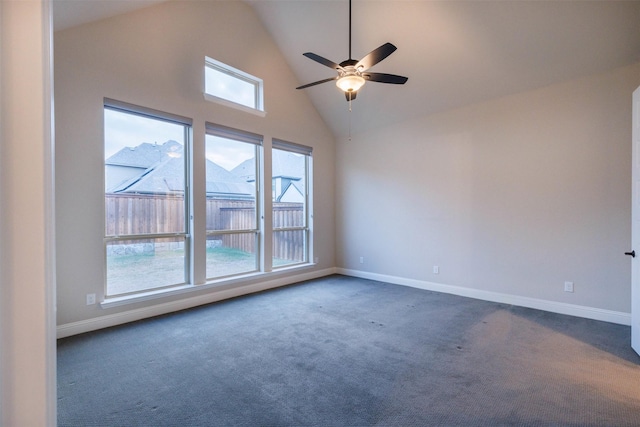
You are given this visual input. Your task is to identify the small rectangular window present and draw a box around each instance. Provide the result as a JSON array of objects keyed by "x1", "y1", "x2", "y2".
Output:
[{"x1": 204, "y1": 57, "x2": 264, "y2": 113}]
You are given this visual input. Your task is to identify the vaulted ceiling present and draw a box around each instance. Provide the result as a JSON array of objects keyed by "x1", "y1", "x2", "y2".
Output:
[{"x1": 53, "y1": 0, "x2": 640, "y2": 139}]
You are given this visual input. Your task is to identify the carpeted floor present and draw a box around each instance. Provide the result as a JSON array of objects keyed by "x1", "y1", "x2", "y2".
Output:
[{"x1": 57, "y1": 275, "x2": 640, "y2": 426}]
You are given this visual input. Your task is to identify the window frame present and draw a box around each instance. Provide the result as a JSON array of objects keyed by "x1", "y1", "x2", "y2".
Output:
[
  {"x1": 204, "y1": 56, "x2": 265, "y2": 116},
  {"x1": 205, "y1": 122, "x2": 263, "y2": 281},
  {"x1": 271, "y1": 139, "x2": 313, "y2": 268},
  {"x1": 100, "y1": 99, "x2": 317, "y2": 306},
  {"x1": 103, "y1": 99, "x2": 193, "y2": 298}
]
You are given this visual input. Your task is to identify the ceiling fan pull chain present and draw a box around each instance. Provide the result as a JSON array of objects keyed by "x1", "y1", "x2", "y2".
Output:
[{"x1": 348, "y1": 99, "x2": 352, "y2": 141}]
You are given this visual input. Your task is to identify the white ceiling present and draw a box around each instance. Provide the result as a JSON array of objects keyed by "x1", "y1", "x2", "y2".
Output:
[{"x1": 54, "y1": 0, "x2": 640, "y2": 139}]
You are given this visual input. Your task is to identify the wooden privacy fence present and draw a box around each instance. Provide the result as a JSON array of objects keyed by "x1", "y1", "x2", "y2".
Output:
[
  {"x1": 272, "y1": 203, "x2": 306, "y2": 262},
  {"x1": 106, "y1": 194, "x2": 185, "y2": 236},
  {"x1": 106, "y1": 194, "x2": 305, "y2": 260}
]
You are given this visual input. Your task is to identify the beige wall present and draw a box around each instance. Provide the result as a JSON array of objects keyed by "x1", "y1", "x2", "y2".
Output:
[
  {"x1": 55, "y1": 1, "x2": 336, "y2": 327},
  {"x1": 337, "y1": 62, "x2": 640, "y2": 316},
  {"x1": 55, "y1": 0, "x2": 639, "y2": 332}
]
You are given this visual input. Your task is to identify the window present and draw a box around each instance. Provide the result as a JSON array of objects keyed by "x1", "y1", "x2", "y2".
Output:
[
  {"x1": 104, "y1": 100, "x2": 191, "y2": 297},
  {"x1": 204, "y1": 57, "x2": 264, "y2": 113},
  {"x1": 205, "y1": 123, "x2": 262, "y2": 280},
  {"x1": 102, "y1": 101, "x2": 314, "y2": 302},
  {"x1": 272, "y1": 139, "x2": 312, "y2": 268}
]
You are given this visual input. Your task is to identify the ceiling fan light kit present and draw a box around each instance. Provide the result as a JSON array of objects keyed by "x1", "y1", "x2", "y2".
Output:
[
  {"x1": 296, "y1": 0, "x2": 408, "y2": 102},
  {"x1": 336, "y1": 74, "x2": 365, "y2": 93}
]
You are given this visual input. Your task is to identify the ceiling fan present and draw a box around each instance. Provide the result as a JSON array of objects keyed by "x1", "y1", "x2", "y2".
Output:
[{"x1": 295, "y1": 0, "x2": 408, "y2": 102}]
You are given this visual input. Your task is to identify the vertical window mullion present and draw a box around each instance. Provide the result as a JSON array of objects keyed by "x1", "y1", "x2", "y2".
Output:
[{"x1": 183, "y1": 125, "x2": 191, "y2": 285}]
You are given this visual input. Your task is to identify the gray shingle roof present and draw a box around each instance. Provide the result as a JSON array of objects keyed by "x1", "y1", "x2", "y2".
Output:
[
  {"x1": 231, "y1": 149, "x2": 305, "y2": 201},
  {"x1": 106, "y1": 140, "x2": 182, "y2": 168},
  {"x1": 231, "y1": 149, "x2": 305, "y2": 181},
  {"x1": 107, "y1": 140, "x2": 254, "y2": 199}
]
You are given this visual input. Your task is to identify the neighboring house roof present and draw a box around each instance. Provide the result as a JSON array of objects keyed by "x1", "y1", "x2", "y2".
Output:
[
  {"x1": 107, "y1": 140, "x2": 254, "y2": 199},
  {"x1": 205, "y1": 159, "x2": 255, "y2": 199},
  {"x1": 232, "y1": 150, "x2": 305, "y2": 182},
  {"x1": 232, "y1": 150, "x2": 305, "y2": 200},
  {"x1": 106, "y1": 140, "x2": 182, "y2": 168},
  {"x1": 278, "y1": 180, "x2": 305, "y2": 203},
  {"x1": 106, "y1": 140, "x2": 305, "y2": 200},
  {"x1": 272, "y1": 150, "x2": 305, "y2": 182},
  {"x1": 111, "y1": 156, "x2": 184, "y2": 194},
  {"x1": 231, "y1": 159, "x2": 255, "y2": 183}
]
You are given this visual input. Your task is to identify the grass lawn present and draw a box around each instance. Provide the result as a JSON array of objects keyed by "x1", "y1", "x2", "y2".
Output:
[{"x1": 107, "y1": 246, "x2": 298, "y2": 296}]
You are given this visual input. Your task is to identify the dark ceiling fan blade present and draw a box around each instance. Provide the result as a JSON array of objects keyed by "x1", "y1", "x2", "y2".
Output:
[
  {"x1": 296, "y1": 77, "x2": 338, "y2": 90},
  {"x1": 303, "y1": 52, "x2": 343, "y2": 70},
  {"x1": 355, "y1": 42, "x2": 397, "y2": 71},
  {"x1": 363, "y1": 72, "x2": 408, "y2": 85}
]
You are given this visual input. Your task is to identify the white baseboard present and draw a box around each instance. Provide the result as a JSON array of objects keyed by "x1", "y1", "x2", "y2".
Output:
[
  {"x1": 58, "y1": 267, "x2": 631, "y2": 338},
  {"x1": 336, "y1": 268, "x2": 631, "y2": 326},
  {"x1": 57, "y1": 267, "x2": 337, "y2": 338}
]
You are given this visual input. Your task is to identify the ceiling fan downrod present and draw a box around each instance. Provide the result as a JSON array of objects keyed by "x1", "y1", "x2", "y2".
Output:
[{"x1": 348, "y1": 0, "x2": 352, "y2": 60}]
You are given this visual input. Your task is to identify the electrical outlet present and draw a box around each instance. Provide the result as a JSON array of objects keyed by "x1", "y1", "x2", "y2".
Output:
[
  {"x1": 433, "y1": 266, "x2": 439, "y2": 274},
  {"x1": 86, "y1": 293, "x2": 96, "y2": 305},
  {"x1": 564, "y1": 282, "x2": 574, "y2": 293},
  {"x1": 314, "y1": 257, "x2": 319, "y2": 264},
  {"x1": 359, "y1": 256, "x2": 364, "y2": 264}
]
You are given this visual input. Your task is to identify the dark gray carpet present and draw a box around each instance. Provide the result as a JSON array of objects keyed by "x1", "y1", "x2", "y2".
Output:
[{"x1": 57, "y1": 275, "x2": 640, "y2": 426}]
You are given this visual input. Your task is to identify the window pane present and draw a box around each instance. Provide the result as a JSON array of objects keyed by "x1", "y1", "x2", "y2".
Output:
[
  {"x1": 105, "y1": 109, "x2": 186, "y2": 234},
  {"x1": 273, "y1": 230, "x2": 306, "y2": 267},
  {"x1": 272, "y1": 146, "x2": 309, "y2": 267},
  {"x1": 104, "y1": 105, "x2": 189, "y2": 297},
  {"x1": 272, "y1": 148, "x2": 306, "y2": 218},
  {"x1": 206, "y1": 233, "x2": 257, "y2": 278},
  {"x1": 206, "y1": 132, "x2": 259, "y2": 280},
  {"x1": 273, "y1": 202, "x2": 305, "y2": 229},
  {"x1": 205, "y1": 135, "x2": 256, "y2": 231},
  {"x1": 105, "y1": 194, "x2": 185, "y2": 235},
  {"x1": 106, "y1": 236, "x2": 186, "y2": 296},
  {"x1": 205, "y1": 65, "x2": 256, "y2": 109}
]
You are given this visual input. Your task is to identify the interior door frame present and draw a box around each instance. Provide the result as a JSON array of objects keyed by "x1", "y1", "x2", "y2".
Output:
[{"x1": 632, "y1": 85, "x2": 640, "y2": 356}]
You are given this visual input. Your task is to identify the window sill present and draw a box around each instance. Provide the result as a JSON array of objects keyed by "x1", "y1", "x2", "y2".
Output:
[
  {"x1": 204, "y1": 93, "x2": 266, "y2": 117},
  {"x1": 101, "y1": 284, "x2": 197, "y2": 309},
  {"x1": 100, "y1": 262, "x2": 315, "y2": 309}
]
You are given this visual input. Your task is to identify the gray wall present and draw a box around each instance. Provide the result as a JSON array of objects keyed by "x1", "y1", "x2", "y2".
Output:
[
  {"x1": 55, "y1": 1, "x2": 336, "y2": 327},
  {"x1": 337, "y1": 62, "x2": 640, "y2": 317}
]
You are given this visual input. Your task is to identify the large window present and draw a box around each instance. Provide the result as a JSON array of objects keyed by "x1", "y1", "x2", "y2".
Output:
[
  {"x1": 104, "y1": 100, "x2": 191, "y2": 297},
  {"x1": 205, "y1": 123, "x2": 262, "y2": 280},
  {"x1": 272, "y1": 140, "x2": 312, "y2": 268},
  {"x1": 103, "y1": 100, "x2": 314, "y2": 301}
]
